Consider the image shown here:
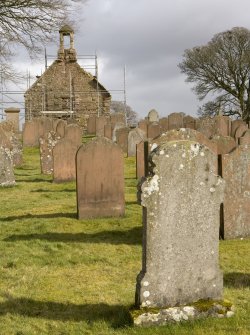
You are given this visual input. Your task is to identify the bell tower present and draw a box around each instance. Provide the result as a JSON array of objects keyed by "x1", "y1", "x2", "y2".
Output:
[{"x1": 58, "y1": 25, "x2": 77, "y2": 62}]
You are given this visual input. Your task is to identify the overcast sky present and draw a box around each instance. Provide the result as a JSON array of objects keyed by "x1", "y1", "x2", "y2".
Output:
[{"x1": 9, "y1": 0, "x2": 250, "y2": 121}]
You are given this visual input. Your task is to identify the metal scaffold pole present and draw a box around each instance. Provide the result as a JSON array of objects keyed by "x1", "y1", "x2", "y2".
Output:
[
  {"x1": 95, "y1": 52, "x2": 100, "y2": 117},
  {"x1": 124, "y1": 65, "x2": 127, "y2": 126}
]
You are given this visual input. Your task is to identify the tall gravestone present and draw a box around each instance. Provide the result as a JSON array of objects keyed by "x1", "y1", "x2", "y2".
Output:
[
  {"x1": 0, "y1": 146, "x2": 15, "y2": 186},
  {"x1": 136, "y1": 140, "x2": 224, "y2": 309},
  {"x1": 222, "y1": 141, "x2": 250, "y2": 239},
  {"x1": 53, "y1": 138, "x2": 78, "y2": 182},
  {"x1": 64, "y1": 124, "x2": 82, "y2": 146},
  {"x1": 128, "y1": 128, "x2": 147, "y2": 157},
  {"x1": 56, "y1": 120, "x2": 67, "y2": 138},
  {"x1": 23, "y1": 120, "x2": 39, "y2": 147},
  {"x1": 168, "y1": 112, "x2": 184, "y2": 130},
  {"x1": 148, "y1": 109, "x2": 159, "y2": 123},
  {"x1": 39, "y1": 131, "x2": 61, "y2": 174},
  {"x1": 76, "y1": 137, "x2": 125, "y2": 219}
]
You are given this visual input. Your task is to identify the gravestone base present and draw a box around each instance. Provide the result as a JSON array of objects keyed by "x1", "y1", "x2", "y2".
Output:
[
  {"x1": 131, "y1": 300, "x2": 234, "y2": 327},
  {"x1": 78, "y1": 201, "x2": 125, "y2": 219}
]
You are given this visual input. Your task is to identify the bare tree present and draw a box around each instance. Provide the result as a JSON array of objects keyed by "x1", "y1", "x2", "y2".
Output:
[
  {"x1": 179, "y1": 27, "x2": 250, "y2": 122},
  {"x1": 111, "y1": 100, "x2": 138, "y2": 126},
  {"x1": 0, "y1": 0, "x2": 87, "y2": 80}
]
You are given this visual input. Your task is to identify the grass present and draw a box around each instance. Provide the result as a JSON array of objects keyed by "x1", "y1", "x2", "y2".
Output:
[{"x1": 0, "y1": 146, "x2": 249, "y2": 334}]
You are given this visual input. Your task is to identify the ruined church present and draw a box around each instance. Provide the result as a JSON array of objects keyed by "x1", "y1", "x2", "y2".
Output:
[{"x1": 24, "y1": 25, "x2": 111, "y2": 128}]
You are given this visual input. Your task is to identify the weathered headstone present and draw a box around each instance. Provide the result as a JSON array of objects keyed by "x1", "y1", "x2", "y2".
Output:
[
  {"x1": 196, "y1": 117, "x2": 216, "y2": 139},
  {"x1": 110, "y1": 112, "x2": 126, "y2": 128},
  {"x1": 148, "y1": 109, "x2": 159, "y2": 123},
  {"x1": 76, "y1": 137, "x2": 125, "y2": 218},
  {"x1": 147, "y1": 123, "x2": 161, "y2": 140},
  {"x1": 128, "y1": 128, "x2": 147, "y2": 157},
  {"x1": 214, "y1": 116, "x2": 231, "y2": 137},
  {"x1": 150, "y1": 128, "x2": 218, "y2": 155},
  {"x1": 231, "y1": 119, "x2": 246, "y2": 137},
  {"x1": 183, "y1": 115, "x2": 196, "y2": 130},
  {"x1": 136, "y1": 141, "x2": 147, "y2": 179},
  {"x1": 104, "y1": 123, "x2": 112, "y2": 140},
  {"x1": 116, "y1": 127, "x2": 129, "y2": 154},
  {"x1": 138, "y1": 120, "x2": 149, "y2": 137},
  {"x1": 53, "y1": 138, "x2": 78, "y2": 182},
  {"x1": 4, "y1": 107, "x2": 20, "y2": 132},
  {"x1": 239, "y1": 129, "x2": 250, "y2": 145},
  {"x1": 211, "y1": 136, "x2": 236, "y2": 155},
  {"x1": 234, "y1": 124, "x2": 249, "y2": 144},
  {"x1": 22, "y1": 120, "x2": 39, "y2": 147},
  {"x1": 64, "y1": 124, "x2": 82, "y2": 146},
  {"x1": 96, "y1": 116, "x2": 107, "y2": 137},
  {"x1": 159, "y1": 117, "x2": 169, "y2": 133},
  {"x1": 136, "y1": 140, "x2": 224, "y2": 309},
  {"x1": 222, "y1": 145, "x2": 250, "y2": 239},
  {"x1": 87, "y1": 115, "x2": 96, "y2": 135},
  {"x1": 39, "y1": 131, "x2": 61, "y2": 174},
  {"x1": 56, "y1": 119, "x2": 67, "y2": 138},
  {"x1": 168, "y1": 112, "x2": 184, "y2": 130},
  {"x1": 0, "y1": 146, "x2": 15, "y2": 186}
]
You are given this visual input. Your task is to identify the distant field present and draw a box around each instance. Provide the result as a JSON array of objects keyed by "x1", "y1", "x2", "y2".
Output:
[{"x1": 0, "y1": 146, "x2": 249, "y2": 335}]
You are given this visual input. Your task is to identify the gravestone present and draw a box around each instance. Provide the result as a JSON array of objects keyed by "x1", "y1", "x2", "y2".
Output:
[
  {"x1": 110, "y1": 112, "x2": 126, "y2": 128},
  {"x1": 64, "y1": 124, "x2": 82, "y2": 146},
  {"x1": 0, "y1": 123, "x2": 22, "y2": 167},
  {"x1": 56, "y1": 119, "x2": 67, "y2": 138},
  {"x1": 39, "y1": 131, "x2": 61, "y2": 174},
  {"x1": 196, "y1": 117, "x2": 216, "y2": 139},
  {"x1": 87, "y1": 115, "x2": 96, "y2": 134},
  {"x1": 231, "y1": 119, "x2": 246, "y2": 137},
  {"x1": 53, "y1": 138, "x2": 78, "y2": 182},
  {"x1": 22, "y1": 120, "x2": 39, "y2": 147},
  {"x1": 4, "y1": 107, "x2": 20, "y2": 132},
  {"x1": 183, "y1": 115, "x2": 196, "y2": 130},
  {"x1": 52, "y1": 119, "x2": 61, "y2": 132},
  {"x1": 148, "y1": 109, "x2": 159, "y2": 123},
  {"x1": 116, "y1": 127, "x2": 129, "y2": 154},
  {"x1": 128, "y1": 128, "x2": 147, "y2": 157},
  {"x1": 222, "y1": 144, "x2": 250, "y2": 239},
  {"x1": 211, "y1": 136, "x2": 236, "y2": 155},
  {"x1": 96, "y1": 116, "x2": 107, "y2": 137},
  {"x1": 147, "y1": 123, "x2": 161, "y2": 140},
  {"x1": 104, "y1": 124, "x2": 112, "y2": 140},
  {"x1": 168, "y1": 112, "x2": 184, "y2": 130},
  {"x1": 150, "y1": 128, "x2": 218, "y2": 155},
  {"x1": 239, "y1": 129, "x2": 250, "y2": 145},
  {"x1": 136, "y1": 141, "x2": 147, "y2": 179},
  {"x1": 0, "y1": 146, "x2": 15, "y2": 186},
  {"x1": 214, "y1": 116, "x2": 231, "y2": 137},
  {"x1": 76, "y1": 137, "x2": 125, "y2": 219},
  {"x1": 138, "y1": 120, "x2": 148, "y2": 137},
  {"x1": 234, "y1": 124, "x2": 248, "y2": 144},
  {"x1": 136, "y1": 140, "x2": 224, "y2": 309},
  {"x1": 159, "y1": 117, "x2": 169, "y2": 133}
]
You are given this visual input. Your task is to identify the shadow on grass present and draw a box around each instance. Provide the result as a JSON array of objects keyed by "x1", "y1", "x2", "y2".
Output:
[
  {"x1": 30, "y1": 188, "x2": 75, "y2": 193},
  {"x1": 0, "y1": 296, "x2": 132, "y2": 328},
  {"x1": 4, "y1": 227, "x2": 142, "y2": 245},
  {"x1": 16, "y1": 178, "x2": 52, "y2": 183},
  {"x1": 1, "y1": 212, "x2": 77, "y2": 221},
  {"x1": 224, "y1": 272, "x2": 250, "y2": 288}
]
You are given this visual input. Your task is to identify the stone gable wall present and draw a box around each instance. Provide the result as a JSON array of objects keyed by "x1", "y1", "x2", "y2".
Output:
[{"x1": 25, "y1": 60, "x2": 111, "y2": 129}]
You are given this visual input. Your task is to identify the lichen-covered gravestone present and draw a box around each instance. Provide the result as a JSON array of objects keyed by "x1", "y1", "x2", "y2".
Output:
[
  {"x1": 135, "y1": 140, "x2": 225, "y2": 325},
  {"x1": 76, "y1": 137, "x2": 125, "y2": 219},
  {"x1": 39, "y1": 131, "x2": 61, "y2": 174},
  {"x1": 0, "y1": 146, "x2": 15, "y2": 186}
]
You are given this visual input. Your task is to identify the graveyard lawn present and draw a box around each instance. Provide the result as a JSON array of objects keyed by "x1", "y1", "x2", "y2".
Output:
[{"x1": 0, "y1": 146, "x2": 249, "y2": 335}]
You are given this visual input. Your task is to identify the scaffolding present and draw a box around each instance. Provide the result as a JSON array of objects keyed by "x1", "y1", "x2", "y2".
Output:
[{"x1": 0, "y1": 53, "x2": 127, "y2": 125}]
